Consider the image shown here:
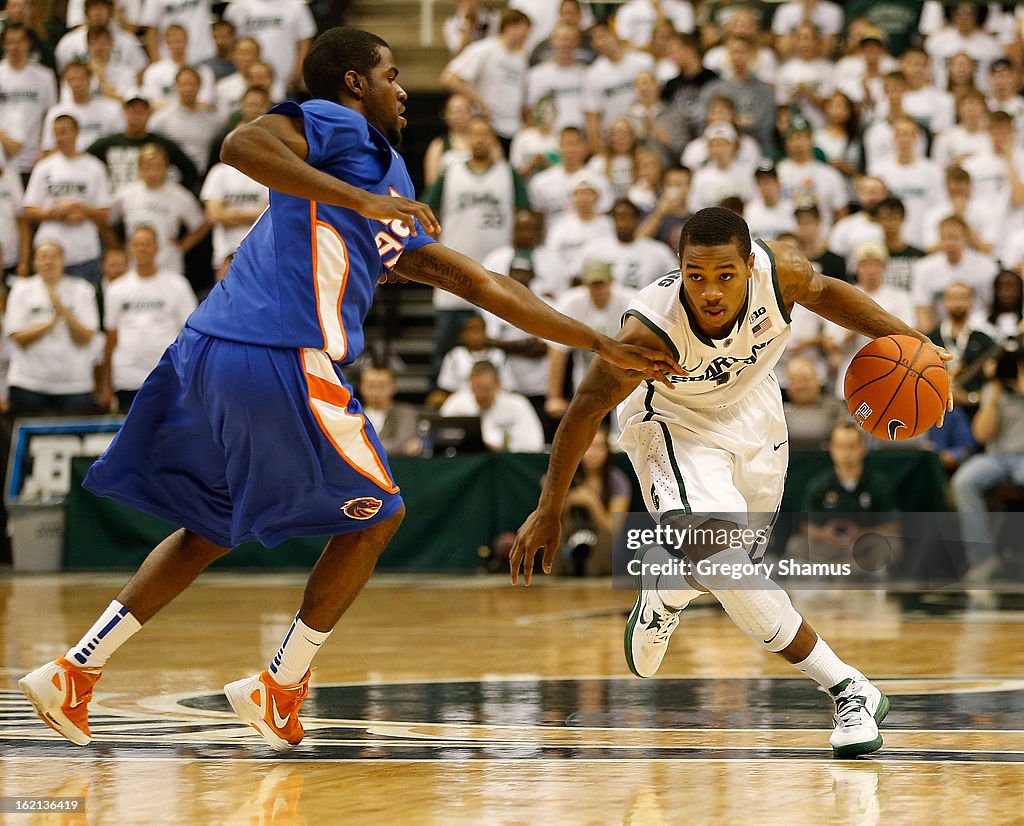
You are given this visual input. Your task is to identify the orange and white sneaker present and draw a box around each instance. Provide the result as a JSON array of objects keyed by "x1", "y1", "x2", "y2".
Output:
[
  {"x1": 224, "y1": 669, "x2": 311, "y2": 752},
  {"x1": 18, "y1": 657, "x2": 103, "y2": 746}
]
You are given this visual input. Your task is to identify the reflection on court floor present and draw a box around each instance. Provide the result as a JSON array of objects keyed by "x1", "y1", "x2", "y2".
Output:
[{"x1": 3, "y1": 575, "x2": 1023, "y2": 824}]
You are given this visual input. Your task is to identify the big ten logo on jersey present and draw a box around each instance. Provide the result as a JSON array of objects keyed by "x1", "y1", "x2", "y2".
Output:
[
  {"x1": 657, "y1": 272, "x2": 680, "y2": 288},
  {"x1": 374, "y1": 187, "x2": 413, "y2": 270}
]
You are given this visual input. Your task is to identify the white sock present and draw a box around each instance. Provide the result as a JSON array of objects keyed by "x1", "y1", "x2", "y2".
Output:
[
  {"x1": 65, "y1": 600, "x2": 142, "y2": 668},
  {"x1": 795, "y1": 636, "x2": 861, "y2": 691},
  {"x1": 268, "y1": 614, "x2": 332, "y2": 686},
  {"x1": 656, "y1": 577, "x2": 701, "y2": 611}
]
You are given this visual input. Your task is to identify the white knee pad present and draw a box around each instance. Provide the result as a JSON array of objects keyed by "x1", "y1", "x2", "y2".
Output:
[{"x1": 691, "y1": 547, "x2": 802, "y2": 653}]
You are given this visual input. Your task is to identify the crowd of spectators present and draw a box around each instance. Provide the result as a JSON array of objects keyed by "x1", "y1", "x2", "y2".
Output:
[
  {"x1": 429, "y1": 0, "x2": 1024, "y2": 580},
  {"x1": 6, "y1": 0, "x2": 1024, "y2": 579},
  {"x1": 0, "y1": 0, "x2": 312, "y2": 419}
]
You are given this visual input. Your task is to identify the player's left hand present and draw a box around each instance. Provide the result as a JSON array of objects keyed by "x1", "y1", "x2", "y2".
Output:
[
  {"x1": 510, "y1": 508, "x2": 562, "y2": 586},
  {"x1": 352, "y1": 191, "x2": 442, "y2": 237},
  {"x1": 597, "y1": 338, "x2": 684, "y2": 387}
]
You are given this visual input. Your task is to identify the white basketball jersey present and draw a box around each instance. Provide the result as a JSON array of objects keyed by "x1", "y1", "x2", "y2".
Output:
[{"x1": 620, "y1": 239, "x2": 791, "y2": 411}]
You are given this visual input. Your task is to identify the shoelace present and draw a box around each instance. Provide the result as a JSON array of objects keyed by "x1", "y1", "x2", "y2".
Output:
[
  {"x1": 646, "y1": 609, "x2": 680, "y2": 644},
  {"x1": 68, "y1": 667, "x2": 101, "y2": 704},
  {"x1": 834, "y1": 690, "x2": 869, "y2": 728},
  {"x1": 271, "y1": 681, "x2": 309, "y2": 719}
]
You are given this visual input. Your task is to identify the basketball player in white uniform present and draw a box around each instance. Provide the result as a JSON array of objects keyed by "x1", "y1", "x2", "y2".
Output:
[{"x1": 511, "y1": 207, "x2": 952, "y2": 757}]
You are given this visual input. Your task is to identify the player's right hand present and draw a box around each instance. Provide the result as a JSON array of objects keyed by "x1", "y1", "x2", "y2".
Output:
[
  {"x1": 353, "y1": 192, "x2": 442, "y2": 237},
  {"x1": 510, "y1": 508, "x2": 562, "y2": 586}
]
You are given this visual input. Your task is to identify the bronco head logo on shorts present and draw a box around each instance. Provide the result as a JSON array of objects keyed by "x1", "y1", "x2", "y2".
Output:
[{"x1": 342, "y1": 497, "x2": 384, "y2": 520}]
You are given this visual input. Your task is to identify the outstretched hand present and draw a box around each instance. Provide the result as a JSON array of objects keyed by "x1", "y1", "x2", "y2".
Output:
[
  {"x1": 509, "y1": 508, "x2": 562, "y2": 586},
  {"x1": 597, "y1": 339, "x2": 684, "y2": 387},
  {"x1": 353, "y1": 191, "x2": 442, "y2": 237}
]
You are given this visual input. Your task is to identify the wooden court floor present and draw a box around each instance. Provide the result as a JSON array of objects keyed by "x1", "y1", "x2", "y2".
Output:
[{"x1": 2, "y1": 573, "x2": 1023, "y2": 825}]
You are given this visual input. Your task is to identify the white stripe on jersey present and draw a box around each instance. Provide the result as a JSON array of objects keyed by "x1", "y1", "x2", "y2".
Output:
[
  {"x1": 312, "y1": 220, "x2": 351, "y2": 361},
  {"x1": 301, "y1": 349, "x2": 398, "y2": 493}
]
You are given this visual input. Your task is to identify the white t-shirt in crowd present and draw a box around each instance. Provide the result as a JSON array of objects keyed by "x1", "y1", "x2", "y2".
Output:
[
  {"x1": 527, "y1": 160, "x2": 612, "y2": 220},
  {"x1": 200, "y1": 162, "x2": 269, "y2": 266},
  {"x1": 584, "y1": 235, "x2": 679, "y2": 290},
  {"x1": 745, "y1": 197, "x2": 798, "y2": 242},
  {"x1": 440, "y1": 388, "x2": 545, "y2": 452},
  {"x1": 0, "y1": 60, "x2": 58, "y2": 173},
  {"x1": 141, "y1": 59, "x2": 216, "y2": 109},
  {"x1": 583, "y1": 50, "x2": 654, "y2": 135},
  {"x1": 139, "y1": 0, "x2": 217, "y2": 65},
  {"x1": 870, "y1": 157, "x2": 946, "y2": 248},
  {"x1": 931, "y1": 126, "x2": 994, "y2": 169},
  {"x1": 526, "y1": 60, "x2": 587, "y2": 132},
  {"x1": 24, "y1": 151, "x2": 112, "y2": 265},
  {"x1": 149, "y1": 101, "x2": 221, "y2": 174},
  {"x1": 104, "y1": 268, "x2": 197, "y2": 390},
  {"x1": 223, "y1": 0, "x2": 316, "y2": 87},
  {"x1": 828, "y1": 212, "x2": 885, "y2": 273},
  {"x1": 436, "y1": 345, "x2": 507, "y2": 394},
  {"x1": 551, "y1": 284, "x2": 637, "y2": 387},
  {"x1": 0, "y1": 164, "x2": 25, "y2": 269},
  {"x1": 689, "y1": 160, "x2": 756, "y2": 211},
  {"x1": 771, "y1": 1, "x2": 843, "y2": 35},
  {"x1": 614, "y1": 0, "x2": 694, "y2": 49},
  {"x1": 41, "y1": 97, "x2": 126, "y2": 153},
  {"x1": 543, "y1": 212, "x2": 616, "y2": 281},
  {"x1": 776, "y1": 158, "x2": 847, "y2": 230},
  {"x1": 110, "y1": 180, "x2": 206, "y2": 274},
  {"x1": 4, "y1": 274, "x2": 99, "y2": 394},
  {"x1": 911, "y1": 249, "x2": 999, "y2": 317},
  {"x1": 444, "y1": 37, "x2": 528, "y2": 139}
]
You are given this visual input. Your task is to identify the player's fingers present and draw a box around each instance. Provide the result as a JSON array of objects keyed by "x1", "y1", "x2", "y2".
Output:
[
  {"x1": 522, "y1": 547, "x2": 537, "y2": 586},
  {"x1": 541, "y1": 543, "x2": 557, "y2": 574}
]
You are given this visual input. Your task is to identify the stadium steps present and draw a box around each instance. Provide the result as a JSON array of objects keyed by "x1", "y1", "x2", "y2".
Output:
[
  {"x1": 361, "y1": 282, "x2": 437, "y2": 400},
  {"x1": 345, "y1": 0, "x2": 454, "y2": 91}
]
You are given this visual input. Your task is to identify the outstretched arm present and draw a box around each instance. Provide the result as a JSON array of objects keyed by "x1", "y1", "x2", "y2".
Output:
[
  {"x1": 220, "y1": 113, "x2": 441, "y2": 235},
  {"x1": 395, "y1": 244, "x2": 684, "y2": 382},
  {"x1": 771, "y1": 241, "x2": 953, "y2": 414},
  {"x1": 509, "y1": 318, "x2": 666, "y2": 585}
]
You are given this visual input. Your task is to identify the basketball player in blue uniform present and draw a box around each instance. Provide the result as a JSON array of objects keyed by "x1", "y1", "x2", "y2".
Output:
[
  {"x1": 511, "y1": 208, "x2": 952, "y2": 756},
  {"x1": 18, "y1": 28, "x2": 682, "y2": 751}
]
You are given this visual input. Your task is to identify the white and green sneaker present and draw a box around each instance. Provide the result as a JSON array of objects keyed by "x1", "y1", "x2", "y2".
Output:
[
  {"x1": 829, "y1": 676, "x2": 890, "y2": 758},
  {"x1": 624, "y1": 546, "x2": 683, "y2": 678}
]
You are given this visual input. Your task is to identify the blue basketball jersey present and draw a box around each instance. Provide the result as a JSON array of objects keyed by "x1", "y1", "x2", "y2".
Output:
[{"x1": 188, "y1": 99, "x2": 435, "y2": 363}]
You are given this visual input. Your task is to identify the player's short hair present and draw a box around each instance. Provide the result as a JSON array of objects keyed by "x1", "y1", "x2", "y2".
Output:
[
  {"x1": 303, "y1": 27, "x2": 389, "y2": 102},
  {"x1": 678, "y1": 207, "x2": 751, "y2": 259}
]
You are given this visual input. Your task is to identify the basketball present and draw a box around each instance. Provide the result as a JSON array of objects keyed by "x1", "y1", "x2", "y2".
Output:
[{"x1": 844, "y1": 335, "x2": 949, "y2": 440}]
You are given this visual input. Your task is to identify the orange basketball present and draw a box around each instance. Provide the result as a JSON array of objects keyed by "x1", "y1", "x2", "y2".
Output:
[{"x1": 844, "y1": 335, "x2": 949, "y2": 440}]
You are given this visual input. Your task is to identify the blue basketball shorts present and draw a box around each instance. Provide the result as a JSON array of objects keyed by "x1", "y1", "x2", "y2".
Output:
[{"x1": 84, "y1": 326, "x2": 404, "y2": 548}]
